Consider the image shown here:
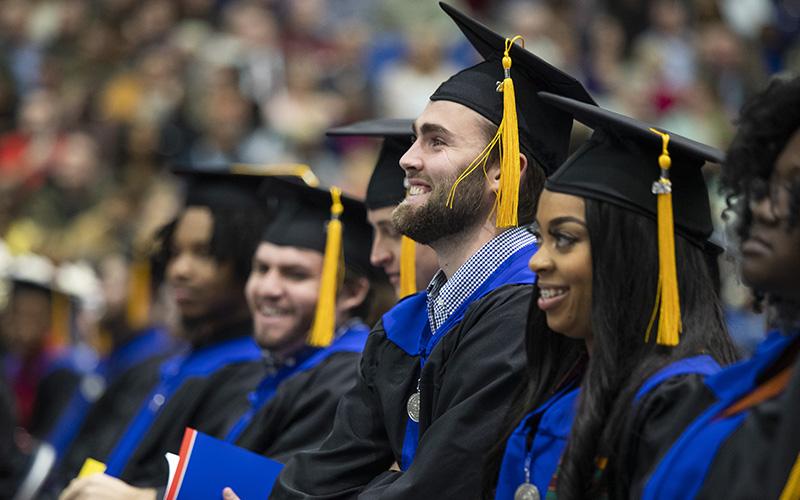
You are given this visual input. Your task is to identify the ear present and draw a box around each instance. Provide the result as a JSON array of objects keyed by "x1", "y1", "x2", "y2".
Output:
[
  {"x1": 336, "y1": 276, "x2": 370, "y2": 318},
  {"x1": 488, "y1": 152, "x2": 529, "y2": 193}
]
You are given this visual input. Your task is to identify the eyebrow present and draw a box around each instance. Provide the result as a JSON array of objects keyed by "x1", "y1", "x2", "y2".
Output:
[
  {"x1": 412, "y1": 121, "x2": 454, "y2": 141},
  {"x1": 549, "y1": 216, "x2": 588, "y2": 228}
]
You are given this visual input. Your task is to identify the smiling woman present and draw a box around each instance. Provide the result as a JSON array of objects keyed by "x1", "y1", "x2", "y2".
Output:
[{"x1": 483, "y1": 95, "x2": 739, "y2": 500}]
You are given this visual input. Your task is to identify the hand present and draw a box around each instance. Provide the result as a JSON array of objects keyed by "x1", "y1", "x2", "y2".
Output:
[
  {"x1": 59, "y1": 474, "x2": 157, "y2": 500},
  {"x1": 222, "y1": 487, "x2": 241, "y2": 500}
]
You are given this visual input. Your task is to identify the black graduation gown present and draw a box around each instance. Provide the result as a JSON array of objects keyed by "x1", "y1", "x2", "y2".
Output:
[
  {"x1": 695, "y1": 347, "x2": 800, "y2": 500},
  {"x1": 28, "y1": 367, "x2": 81, "y2": 439},
  {"x1": 0, "y1": 372, "x2": 28, "y2": 494},
  {"x1": 42, "y1": 355, "x2": 167, "y2": 494},
  {"x1": 118, "y1": 336, "x2": 264, "y2": 487},
  {"x1": 616, "y1": 373, "x2": 718, "y2": 500},
  {"x1": 235, "y1": 351, "x2": 363, "y2": 462},
  {"x1": 765, "y1": 359, "x2": 800, "y2": 499},
  {"x1": 272, "y1": 284, "x2": 530, "y2": 499}
]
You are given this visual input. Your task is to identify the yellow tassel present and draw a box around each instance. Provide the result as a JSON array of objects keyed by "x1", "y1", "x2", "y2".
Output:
[
  {"x1": 645, "y1": 129, "x2": 682, "y2": 346},
  {"x1": 126, "y1": 258, "x2": 151, "y2": 330},
  {"x1": 50, "y1": 290, "x2": 70, "y2": 349},
  {"x1": 308, "y1": 187, "x2": 344, "y2": 347},
  {"x1": 495, "y1": 36, "x2": 524, "y2": 228},
  {"x1": 399, "y1": 235, "x2": 417, "y2": 298},
  {"x1": 446, "y1": 35, "x2": 524, "y2": 228},
  {"x1": 230, "y1": 163, "x2": 320, "y2": 187},
  {"x1": 780, "y1": 453, "x2": 800, "y2": 500}
]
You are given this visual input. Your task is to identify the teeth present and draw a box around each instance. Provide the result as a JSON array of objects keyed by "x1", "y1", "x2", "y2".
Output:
[
  {"x1": 408, "y1": 185, "x2": 428, "y2": 195},
  {"x1": 258, "y1": 305, "x2": 287, "y2": 316},
  {"x1": 540, "y1": 288, "x2": 567, "y2": 299}
]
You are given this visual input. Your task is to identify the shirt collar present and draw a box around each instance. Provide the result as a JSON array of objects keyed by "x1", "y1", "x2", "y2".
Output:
[{"x1": 425, "y1": 226, "x2": 536, "y2": 331}]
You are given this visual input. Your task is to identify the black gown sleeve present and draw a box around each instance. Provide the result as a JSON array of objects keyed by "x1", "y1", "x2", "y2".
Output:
[
  {"x1": 272, "y1": 284, "x2": 529, "y2": 500},
  {"x1": 353, "y1": 286, "x2": 528, "y2": 499},
  {"x1": 697, "y1": 356, "x2": 800, "y2": 500},
  {"x1": 766, "y1": 359, "x2": 800, "y2": 499},
  {"x1": 121, "y1": 360, "x2": 264, "y2": 487},
  {"x1": 28, "y1": 368, "x2": 81, "y2": 438},
  {"x1": 271, "y1": 331, "x2": 398, "y2": 499},
  {"x1": 617, "y1": 373, "x2": 716, "y2": 500},
  {"x1": 235, "y1": 351, "x2": 362, "y2": 462},
  {"x1": 42, "y1": 356, "x2": 164, "y2": 495},
  {"x1": 0, "y1": 373, "x2": 28, "y2": 494}
]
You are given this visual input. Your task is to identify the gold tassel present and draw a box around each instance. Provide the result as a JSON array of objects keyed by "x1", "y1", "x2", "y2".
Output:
[
  {"x1": 308, "y1": 187, "x2": 344, "y2": 347},
  {"x1": 446, "y1": 35, "x2": 524, "y2": 228},
  {"x1": 399, "y1": 235, "x2": 417, "y2": 298},
  {"x1": 126, "y1": 257, "x2": 151, "y2": 330},
  {"x1": 230, "y1": 163, "x2": 320, "y2": 187},
  {"x1": 495, "y1": 35, "x2": 524, "y2": 228},
  {"x1": 50, "y1": 290, "x2": 70, "y2": 349},
  {"x1": 645, "y1": 129, "x2": 682, "y2": 346},
  {"x1": 780, "y1": 453, "x2": 800, "y2": 500}
]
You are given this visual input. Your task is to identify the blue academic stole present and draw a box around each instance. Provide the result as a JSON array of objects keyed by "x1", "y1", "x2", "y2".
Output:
[
  {"x1": 224, "y1": 322, "x2": 370, "y2": 442},
  {"x1": 643, "y1": 330, "x2": 800, "y2": 500},
  {"x1": 104, "y1": 335, "x2": 262, "y2": 477},
  {"x1": 493, "y1": 354, "x2": 721, "y2": 499},
  {"x1": 47, "y1": 328, "x2": 175, "y2": 458},
  {"x1": 381, "y1": 243, "x2": 538, "y2": 471}
]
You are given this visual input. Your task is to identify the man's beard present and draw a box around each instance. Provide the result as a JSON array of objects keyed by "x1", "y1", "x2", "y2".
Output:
[{"x1": 392, "y1": 168, "x2": 487, "y2": 245}]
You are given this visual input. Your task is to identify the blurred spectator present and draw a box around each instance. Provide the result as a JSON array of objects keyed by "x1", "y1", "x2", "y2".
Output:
[
  {"x1": 696, "y1": 22, "x2": 767, "y2": 118},
  {"x1": 185, "y1": 74, "x2": 291, "y2": 168},
  {"x1": 265, "y1": 59, "x2": 345, "y2": 156},
  {"x1": 223, "y1": 0, "x2": 286, "y2": 104},
  {"x1": 0, "y1": 88, "x2": 68, "y2": 194},
  {"x1": 376, "y1": 25, "x2": 457, "y2": 118},
  {"x1": 0, "y1": 0, "x2": 792, "y2": 360},
  {"x1": 632, "y1": 0, "x2": 698, "y2": 111}
]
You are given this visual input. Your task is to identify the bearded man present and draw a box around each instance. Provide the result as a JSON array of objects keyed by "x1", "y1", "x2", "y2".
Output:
[{"x1": 269, "y1": 4, "x2": 594, "y2": 499}]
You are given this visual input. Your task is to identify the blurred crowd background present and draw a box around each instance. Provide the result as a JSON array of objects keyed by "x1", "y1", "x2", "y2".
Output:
[{"x1": 0, "y1": 0, "x2": 798, "y2": 361}]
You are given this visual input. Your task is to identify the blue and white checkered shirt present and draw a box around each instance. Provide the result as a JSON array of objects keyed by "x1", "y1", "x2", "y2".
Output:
[{"x1": 425, "y1": 226, "x2": 536, "y2": 332}]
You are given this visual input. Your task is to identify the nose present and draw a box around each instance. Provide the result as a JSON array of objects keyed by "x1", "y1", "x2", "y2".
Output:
[
  {"x1": 254, "y1": 268, "x2": 283, "y2": 300},
  {"x1": 166, "y1": 251, "x2": 193, "y2": 284},
  {"x1": 370, "y1": 235, "x2": 394, "y2": 270},
  {"x1": 528, "y1": 246, "x2": 553, "y2": 275},
  {"x1": 399, "y1": 138, "x2": 422, "y2": 174},
  {"x1": 749, "y1": 192, "x2": 779, "y2": 226}
]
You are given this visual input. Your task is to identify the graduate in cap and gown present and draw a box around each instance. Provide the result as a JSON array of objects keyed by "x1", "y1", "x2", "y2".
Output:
[
  {"x1": 58, "y1": 168, "x2": 273, "y2": 499},
  {"x1": 327, "y1": 118, "x2": 439, "y2": 299},
  {"x1": 40, "y1": 254, "x2": 181, "y2": 498},
  {"x1": 642, "y1": 75, "x2": 800, "y2": 500},
  {"x1": 227, "y1": 176, "x2": 380, "y2": 462},
  {"x1": 1, "y1": 254, "x2": 83, "y2": 440},
  {"x1": 485, "y1": 92, "x2": 740, "y2": 499},
  {"x1": 270, "y1": 3, "x2": 594, "y2": 498}
]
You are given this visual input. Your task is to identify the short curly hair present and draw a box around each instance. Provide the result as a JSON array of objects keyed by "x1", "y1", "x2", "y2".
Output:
[
  {"x1": 722, "y1": 75, "x2": 800, "y2": 239},
  {"x1": 721, "y1": 75, "x2": 800, "y2": 322}
]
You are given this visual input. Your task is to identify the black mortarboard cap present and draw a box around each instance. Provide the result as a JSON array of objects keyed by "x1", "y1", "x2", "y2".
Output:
[
  {"x1": 538, "y1": 91, "x2": 720, "y2": 246},
  {"x1": 259, "y1": 177, "x2": 375, "y2": 276},
  {"x1": 538, "y1": 92, "x2": 724, "y2": 346},
  {"x1": 173, "y1": 164, "x2": 318, "y2": 210},
  {"x1": 431, "y1": 2, "x2": 595, "y2": 175},
  {"x1": 327, "y1": 118, "x2": 414, "y2": 210}
]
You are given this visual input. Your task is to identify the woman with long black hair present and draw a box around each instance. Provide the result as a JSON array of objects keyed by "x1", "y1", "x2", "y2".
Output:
[
  {"x1": 642, "y1": 75, "x2": 800, "y2": 500},
  {"x1": 484, "y1": 94, "x2": 739, "y2": 499}
]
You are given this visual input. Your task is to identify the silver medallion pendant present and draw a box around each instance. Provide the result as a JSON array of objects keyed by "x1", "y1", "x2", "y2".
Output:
[
  {"x1": 514, "y1": 482, "x2": 540, "y2": 500},
  {"x1": 406, "y1": 391, "x2": 421, "y2": 422}
]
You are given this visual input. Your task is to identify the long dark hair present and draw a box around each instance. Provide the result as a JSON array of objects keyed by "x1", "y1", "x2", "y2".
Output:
[
  {"x1": 720, "y1": 75, "x2": 800, "y2": 327},
  {"x1": 482, "y1": 197, "x2": 739, "y2": 498},
  {"x1": 557, "y1": 198, "x2": 738, "y2": 499}
]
